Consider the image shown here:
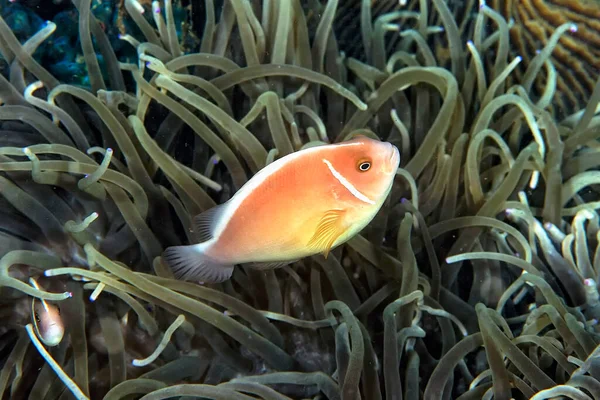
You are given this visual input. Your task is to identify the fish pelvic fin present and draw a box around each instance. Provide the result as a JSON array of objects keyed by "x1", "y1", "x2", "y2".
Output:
[
  {"x1": 162, "y1": 244, "x2": 234, "y2": 283},
  {"x1": 193, "y1": 203, "x2": 227, "y2": 242},
  {"x1": 307, "y1": 209, "x2": 347, "y2": 259}
]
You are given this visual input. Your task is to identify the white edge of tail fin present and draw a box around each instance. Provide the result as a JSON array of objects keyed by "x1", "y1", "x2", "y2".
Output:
[{"x1": 162, "y1": 244, "x2": 234, "y2": 283}]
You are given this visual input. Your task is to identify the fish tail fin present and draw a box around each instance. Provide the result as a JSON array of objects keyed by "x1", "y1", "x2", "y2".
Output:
[{"x1": 162, "y1": 244, "x2": 234, "y2": 283}]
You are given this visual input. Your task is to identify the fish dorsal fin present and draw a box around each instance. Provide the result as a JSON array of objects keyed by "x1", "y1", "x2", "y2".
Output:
[
  {"x1": 251, "y1": 260, "x2": 299, "y2": 270},
  {"x1": 307, "y1": 209, "x2": 347, "y2": 258},
  {"x1": 192, "y1": 203, "x2": 226, "y2": 242}
]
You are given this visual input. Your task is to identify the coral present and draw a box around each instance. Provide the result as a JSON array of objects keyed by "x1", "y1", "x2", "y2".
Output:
[
  {"x1": 1, "y1": 0, "x2": 600, "y2": 399},
  {"x1": 334, "y1": 0, "x2": 600, "y2": 118},
  {"x1": 491, "y1": 0, "x2": 600, "y2": 118}
]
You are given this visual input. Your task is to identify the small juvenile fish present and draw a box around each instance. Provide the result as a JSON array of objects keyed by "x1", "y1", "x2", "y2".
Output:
[
  {"x1": 30, "y1": 278, "x2": 65, "y2": 347},
  {"x1": 163, "y1": 136, "x2": 400, "y2": 283}
]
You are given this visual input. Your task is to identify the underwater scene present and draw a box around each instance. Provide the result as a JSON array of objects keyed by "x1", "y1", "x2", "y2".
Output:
[{"x1": 2, "y1": 0, "x2": 600, "y2": 399}]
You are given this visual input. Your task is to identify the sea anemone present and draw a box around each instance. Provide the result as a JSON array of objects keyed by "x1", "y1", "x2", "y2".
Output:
[
  {"x1": 1, "y1": 0, "x2": 600, "y2": 399},
  {"x1": 491, "y1": 0, "x2": 600, "y2": 118}
]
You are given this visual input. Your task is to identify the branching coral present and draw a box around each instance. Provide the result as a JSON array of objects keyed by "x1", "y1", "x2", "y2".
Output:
[{"x1": 1, "y1": 0, "x2": 600, "y2": 399}]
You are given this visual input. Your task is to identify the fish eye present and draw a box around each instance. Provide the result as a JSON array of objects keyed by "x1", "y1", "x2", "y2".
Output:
[
  {"x1": 357, "y1": 160, "x2": 371, "y2": 172},
  {"x1": 34, "y1": 312, "x2": 40, "y2": 323}
]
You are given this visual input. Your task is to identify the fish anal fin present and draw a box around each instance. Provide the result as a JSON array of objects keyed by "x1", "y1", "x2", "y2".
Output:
[
  {"x1": 251, "y1": 260, "x2": 299, "y2": 270},
  {"x1": 193, "y1": 203, "x2": 226, "y2": 242},
  {"x1": 162, "y1": 245, "x2": 234, "y2": 283},
  {"x1": 307, "y1": 209, "x2": 347, "y2": 258}
]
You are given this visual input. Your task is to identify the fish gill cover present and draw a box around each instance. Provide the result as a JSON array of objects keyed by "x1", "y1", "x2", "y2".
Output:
[{"x1": 0, "y1": 0, "x2": 599, "y2": 399}]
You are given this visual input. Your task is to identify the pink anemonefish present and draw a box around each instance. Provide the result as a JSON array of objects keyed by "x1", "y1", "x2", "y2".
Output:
[
  {"x1": 30, "y1": 278, "x2": 65, "y2": 347},
  {"x1": 162, "y1": 136, "x2": 400, "y2": 283}
]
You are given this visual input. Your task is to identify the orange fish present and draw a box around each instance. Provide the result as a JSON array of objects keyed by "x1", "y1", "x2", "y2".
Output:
[
  {"x1": 30, "y1": 278, "x2": 65, "y2": 347},
  {"x1": 163, "y1": 136, "x2": 400, "y2": 283}
]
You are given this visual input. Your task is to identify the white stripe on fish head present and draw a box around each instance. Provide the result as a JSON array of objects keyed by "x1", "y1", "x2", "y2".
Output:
[{"x1": 322, "y1": 159, "x2": 376, "y2": 205}]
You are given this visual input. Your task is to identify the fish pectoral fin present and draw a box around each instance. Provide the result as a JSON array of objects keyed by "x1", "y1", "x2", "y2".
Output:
[
  {"x1": 162, "y1": 245, "x2": 234, "y2": 283},
  {"x1": 251, "y1": 260, "x2": 299, "y2": 270},
  {"x1": 307, "y1": 209, "x2": 347, "y2": 258}
]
